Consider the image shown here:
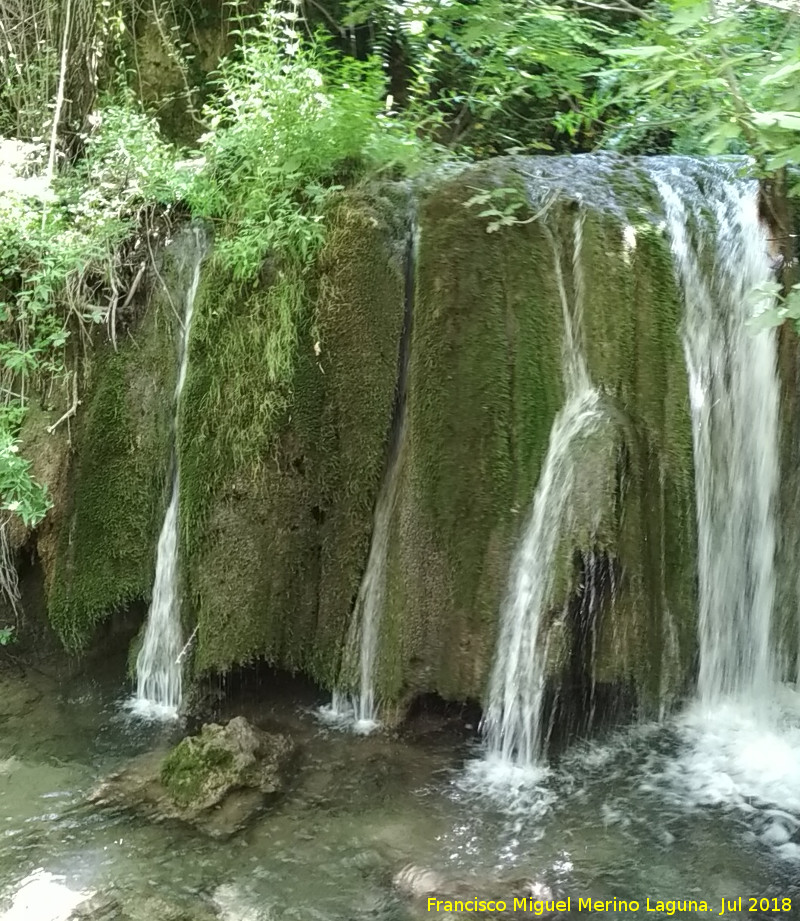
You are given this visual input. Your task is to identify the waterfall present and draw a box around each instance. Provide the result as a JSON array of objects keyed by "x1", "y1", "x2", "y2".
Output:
[
  {"x1": 322, "y1": 229, "x2": 415, "y2": 733},
  {"x1": 650, "y1": 161, "x2": 780, "y2": 704},
  {"x1": 646, "y1": 162, "x2": 800, "y2": 837},
  {"x1": 131, "y1": 226, "x2": 207, "y2": 719},
  {"x1": 481, "y1": 211, "x2": 604, "y2": 767},
  {"x1": 328, "y1": 420, "x2": 407, "y2": 733}
]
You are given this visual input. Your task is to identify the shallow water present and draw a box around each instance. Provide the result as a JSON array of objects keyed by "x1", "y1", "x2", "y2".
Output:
[{"x1": 1, "y1": 660, "x2": 799, "y2": 921}]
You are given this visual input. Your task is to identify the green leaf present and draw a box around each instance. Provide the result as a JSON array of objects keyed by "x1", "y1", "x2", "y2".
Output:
[
  {"x1": 766, "y1": 145, "x2": 800, "y2": 170},
  {"x1": 759, "y1": 62, "x2": 800, "y2": 87},
  {"x1": 748, "y1": 308, "x2": 785, "y2": 330},
  {"x1": 666, "y1": 2, "x2": 709, "y2": 35},
  {"x1": 752, "y1": 111, "x2": 800, "y2": 131}
]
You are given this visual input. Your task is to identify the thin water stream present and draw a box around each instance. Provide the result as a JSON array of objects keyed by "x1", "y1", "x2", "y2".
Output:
[
  {"x1": 324, "y1": 227, "x2": 416, "y2": 732},
  {"x1": 133, "y1": 226, "x2": 208, "y2": 719}
]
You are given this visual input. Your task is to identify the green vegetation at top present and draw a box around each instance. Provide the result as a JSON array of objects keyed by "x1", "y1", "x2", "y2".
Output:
[{"x1": 184, "y1": 4, "x2": 428, "y2": 281}]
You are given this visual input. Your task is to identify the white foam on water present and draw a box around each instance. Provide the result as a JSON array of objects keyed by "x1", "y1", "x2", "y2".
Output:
[
  {"x1": 316, "y1": 699, "x2": 381, "y2": 736},
  {"x1": 458, "y1": 753, "x2": 556, "y2": 820},
  {"x1": 353, "y1": 717, "x2": 381, "y2": 736},
  {"x1": 1, "y1": 870, "x2": 91, "y2": 921},
  {"x1": 661, "y1": 694, "x2": 800, "y2": 819},
  {"x1": 212, "y1": 883, "x2": 271, "y2": 921},
  {"x1": 555, "y1": 691, "x2": 800, "y2": 862},
  {"x1": 123, "y1": 695, "x2": 180, "y2": 722}
]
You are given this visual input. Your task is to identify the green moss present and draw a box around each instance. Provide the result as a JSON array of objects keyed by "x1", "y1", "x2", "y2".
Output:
[
  {"x1": 160, "y1": 736, "x2": 234, "y2": 806},
  {"x1": 377, "y1": 164, "x2": 567, "y2": 705},
  {"x1": 42, "y1": 161, "x2": 701, "y2": 719},
  {"x1": 578, "y1": 206, "x2": 697, "y2": 707},
  {"x1": 181, "y1": 187, "x2": 409, "y2": 684},
  {"x1": 774, "y1": 190, "x2": 800, "y2": 679},
  {"x1": 372, "y1": 161, "x2": 697, "y2": 715},
  {"x1": 177, "y1": 260, "x2": 306, "y2": 561},
  {"x1": 47, "y1": 296, "x2": 177, "y2": 651}
]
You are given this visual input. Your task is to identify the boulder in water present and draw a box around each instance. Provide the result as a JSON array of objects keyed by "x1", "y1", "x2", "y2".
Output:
[
  {"x1": 88, "y1": 717, "x2": 296, "y2": 837},
  {"x1": 159, "y1": 716, "x2": 293, "y2": 808}
]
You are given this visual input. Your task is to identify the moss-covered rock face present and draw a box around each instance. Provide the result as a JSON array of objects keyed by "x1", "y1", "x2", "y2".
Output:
[
  {"x1": 40, "y1": 161, "x2": 701, "y2": 728},
  {"x1": 179, "y1": 187, "x2": 411, "y2": 684},
  {"x1": 373, "y1": 158, "x2": 697, "y2": 721},
  {"x1": 45, "y1": 231, "x2": 199, "y2": 652},
  {"x1": 161, "y1": 733, "x2": 234, "y2": 808},
  {"x1": 773, "y1": 184, "x2": 800, "y2": 682},
  {"x1": 55, "y1": 158, "x2": 800, "y2": 735}
]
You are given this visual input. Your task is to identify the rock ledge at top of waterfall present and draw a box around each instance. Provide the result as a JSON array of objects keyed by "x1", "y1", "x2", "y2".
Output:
[{"x1": 88, "y1": 717, "x2": 296, "y2": 838}]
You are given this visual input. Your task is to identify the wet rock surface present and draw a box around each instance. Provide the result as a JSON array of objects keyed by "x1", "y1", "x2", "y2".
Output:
[
  {"x1": 88, "y1": 717, "x2": 296, "y2": 837},
  {"x1": 65, "y1": 890, "x2": 221, "y2": 921},
  {"x1": 394, "y1": 864, "x2": 563, "y2": 919},
  {"x1": 67, "y1": 892, "x2": 128, "y2": 921}
]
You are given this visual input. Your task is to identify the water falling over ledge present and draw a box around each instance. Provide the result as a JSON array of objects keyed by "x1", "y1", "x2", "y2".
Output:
[
  {"x1": 651, "y1": 160, "x2": 781, "y2": 707},
  {"x1": 479, "y1": 209, "x2": 605, "y2": 773},
  {"x1": 470, "y1": 160, "x2": 800, "y2": 823},
  {"x1": 321, "y1": 226, "x2": 416, "y2": 734},
  {"x1": 645, "y1": 160, "x2": 800, "y2": 836},
  {"x1": 129, "y1": 225, "x2": 208, "y2": 721}
]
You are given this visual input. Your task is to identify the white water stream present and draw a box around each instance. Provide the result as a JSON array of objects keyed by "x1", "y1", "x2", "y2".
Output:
[
  {"x1": 481, "y1": 212, "x2": 604, "y2": 769},
  {"x1": 324, "y1": 420, "x2": 407, "y2": 733},
  {"x1": 648, "y1": 161, "x2": 800, "y2": 837},
  {"x1": 478, "y1": 160, "x2": 800, "y2": 819},
  {"x1": 652, "y1": 163, "x2": 781, "y2": 705},
  {"x1": 131, "y1": 226, "x2": 207, "y2": 720}
]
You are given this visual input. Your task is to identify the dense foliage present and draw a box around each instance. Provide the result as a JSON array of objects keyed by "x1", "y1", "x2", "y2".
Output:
[{"x1": 0, "y1": 0, "x2": 797, "y2": 564}]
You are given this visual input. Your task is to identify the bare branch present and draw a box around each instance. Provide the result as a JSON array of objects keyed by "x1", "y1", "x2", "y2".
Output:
[
  {"x1": 46, "y1": 369, "x2": 80, "y2": 435},
  {"x1": 571, "y1": 0, "x2": 653, "y2": 17}
]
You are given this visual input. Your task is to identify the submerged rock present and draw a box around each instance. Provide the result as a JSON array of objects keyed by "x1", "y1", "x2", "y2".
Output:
[
  {"x1": 393, "y1": 864, "x2": 560, "y2": 919},
  {"x1": 88, "y1": 717, "x2": 296, "y2": 837},
  {"x1": 67, "y1": 892, "x2": 127, "y2": 921},
  {"x1": 67, "y1": 891, "x2": 219, "y2": 921}
]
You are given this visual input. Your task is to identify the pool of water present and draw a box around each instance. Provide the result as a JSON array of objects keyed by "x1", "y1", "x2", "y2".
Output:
[{"x1": 1, "y1": 659, "x2": 799, "y2": 921}]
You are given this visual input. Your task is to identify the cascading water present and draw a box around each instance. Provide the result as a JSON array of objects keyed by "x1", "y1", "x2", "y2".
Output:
[
  {"x1": 131, "y1": 226, "x2": 207, "y2": 719},
  {"x1": 327, "y1": 420, "x2": 407, "y2": 733},
  {"x1": 651, "y1": 161, "x2": 781, "y2": 704},
  {"x1": 322, "y1": 229, "x2": 415, "y2": 734},
  {"x1": 480, "y1": 211, "x2": 604, "y2": 768},
  {"x1": 648, "y1": 160, "x2": 800, "y2": 835}
]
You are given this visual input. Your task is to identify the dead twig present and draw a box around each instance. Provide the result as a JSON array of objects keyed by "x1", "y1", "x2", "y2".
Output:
[{"x1": 46, "y1": 369, "x2": 80, "y2": 434}]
